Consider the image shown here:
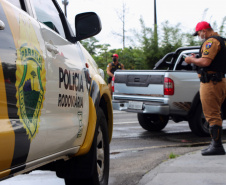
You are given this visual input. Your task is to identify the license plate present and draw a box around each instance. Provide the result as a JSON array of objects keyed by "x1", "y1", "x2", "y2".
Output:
[{"x1": 128, "y1": 101, "x2": 143, "y2": 110}]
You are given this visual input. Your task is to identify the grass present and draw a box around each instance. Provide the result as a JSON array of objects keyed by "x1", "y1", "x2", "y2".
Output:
[{"x1": 169, "y1": 152, "x2": 180, "y2": 159}]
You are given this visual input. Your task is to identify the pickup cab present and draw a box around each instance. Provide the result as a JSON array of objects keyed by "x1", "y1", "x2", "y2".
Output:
[
  {"x1": 113, "y1": 46, "x2": 226, "y2": 137},
  {"x1": 0, "y1": 0, "x2": 113, "y2": 185}
]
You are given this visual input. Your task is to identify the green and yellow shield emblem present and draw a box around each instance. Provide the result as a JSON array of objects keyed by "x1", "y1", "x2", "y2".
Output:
[{"x1": 16, "y1": 15, "x2": 46, "y2": 141}]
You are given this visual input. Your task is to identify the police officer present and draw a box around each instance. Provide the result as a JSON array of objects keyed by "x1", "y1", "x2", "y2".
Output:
[
  {"x1": 185, "y1": 21, "x2": 226, "y2": 156},
  {"x1": 107, "y1": 53, "x2": 124, "y2": 94}
]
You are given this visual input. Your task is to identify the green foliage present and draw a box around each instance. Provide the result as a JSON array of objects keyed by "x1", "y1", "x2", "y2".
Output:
[
  {"x1": 169, "y1": 152, "x2": 180, "y2": 159},
  {"x1": 81, "y1": 17, "x2": 226, "y2": 83},
  {"x1": 219, "y1": 16, "x2": 226, "y2": 37},
  {"x1": 161, "y1": 21, "x2": 183, "y2": 53},
  {"x1": 80, "y1": 37, "x2": 102, "y2": 55},
  {"x1": 138, "y1": 18, "x2": 160, "y2": 69}
]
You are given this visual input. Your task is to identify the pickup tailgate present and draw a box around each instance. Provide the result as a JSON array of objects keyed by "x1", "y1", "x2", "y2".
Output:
[
  {"x1": 112, "y1": 70, "x2": 170, "y2": 114},
  {"x1": 113, "y1": 70, "x2": 165, "y2": 96},
  {"x1": 113, "y1": 70, "x2": 200, "y2": 116}
]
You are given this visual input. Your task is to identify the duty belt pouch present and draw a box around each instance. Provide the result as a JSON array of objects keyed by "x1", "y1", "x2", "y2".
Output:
[
  {"x1": 200, "y1": 73, "x2": 224, "y2": 83},
  {"x1": 209, "y1": 73, "x2": 223, "y2": 82},
  {"x1": 200, "y1": 71, "x2": 210, "y2": 83}
]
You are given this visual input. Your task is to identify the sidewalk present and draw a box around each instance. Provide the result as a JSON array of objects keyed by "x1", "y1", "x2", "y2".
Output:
[{"x1": 138, "y1": 144, "x2": 226, "y2": 185}]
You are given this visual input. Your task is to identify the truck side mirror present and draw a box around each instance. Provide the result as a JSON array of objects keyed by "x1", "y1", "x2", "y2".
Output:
[{"x1": 74, "y1": 12, "x2": 102, "y2": 41}]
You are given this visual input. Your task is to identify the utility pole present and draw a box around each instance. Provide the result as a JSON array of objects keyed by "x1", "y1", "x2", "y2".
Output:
[
  {"x1": 154, "y1": 0, "x2": 158, "y2": 48},
  {"x1": 154, "y1": 0, "x2": 157, "y2": 26},
  {"x1": 62, "y1": 0, "x2": 69, "y2": 17}
]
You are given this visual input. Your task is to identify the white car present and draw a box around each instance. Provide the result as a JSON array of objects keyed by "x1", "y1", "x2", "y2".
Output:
[{"x1": 0, "y1": 0, "x2": 113, "y2": 184}]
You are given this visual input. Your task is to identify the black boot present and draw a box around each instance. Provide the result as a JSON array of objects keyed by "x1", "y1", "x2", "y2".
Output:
[
  {"x1": 201, "y1": 140, "x2": 213, "y2": 152},
  {"x1": 202, "y1": 125, "x2": 225, "y2": 156}
]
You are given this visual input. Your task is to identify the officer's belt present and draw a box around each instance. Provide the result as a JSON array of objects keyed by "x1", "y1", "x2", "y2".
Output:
[{"x1": 198, "y1": 71, "x2": 225, "y2": 78}]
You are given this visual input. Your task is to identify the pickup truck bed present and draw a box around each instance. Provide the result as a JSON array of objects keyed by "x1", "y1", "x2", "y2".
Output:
[{"x1": 113, "y1": 47, "x2": 226, "y2": 136}]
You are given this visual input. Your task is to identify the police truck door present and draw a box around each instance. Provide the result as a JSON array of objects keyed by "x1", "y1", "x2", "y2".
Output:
[{"x1": 30, "y1": 0, "x2": 89, "y2": 155}]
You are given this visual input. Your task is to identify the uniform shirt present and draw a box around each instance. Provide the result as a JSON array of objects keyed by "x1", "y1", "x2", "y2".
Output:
[
  {"x1": 107, "y1": 62, "x2": 124, "y2": 75},
  {"x1": 107, "y1": 62, "x2": 124, "y2": 83},
  {"x1": 199, "y1": 32, "x2": 226, "y2": 73},
  {"x1": 201, "y1": 32, "x2": 221, "y2": 60}
]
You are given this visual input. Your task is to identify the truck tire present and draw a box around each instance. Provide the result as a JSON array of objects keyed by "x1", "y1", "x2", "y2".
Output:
[
  {"x1": 188, "y1": 103, "x2": 209, "y2": 137},
  {"x1": 137, "y1": 113, "x2": 169, "y2": 131},
  {"x1": 58, "y1": 108, "x2": 109, "y2": 185}
]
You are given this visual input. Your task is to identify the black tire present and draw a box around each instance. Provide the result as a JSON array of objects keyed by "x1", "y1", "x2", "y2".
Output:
[
  {"x1": 188, "y1": 103, "x2": 209, "y2": 137},
  {"x1": 60, "y1": 108, "x2": 109, "y2": 185},
  {"x1": 137, "y1": 113, "x2": 169, "y2": 131}
]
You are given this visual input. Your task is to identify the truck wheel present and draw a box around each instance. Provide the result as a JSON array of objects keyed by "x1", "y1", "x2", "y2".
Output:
[
  {"x1": 137, "y1": 113, "x2": 169, "y2": 131},
  {"x1": 61, "y1": 108, "x2": 109, "y2": 185},
  {"x1": 188, "y1": 103, "x2": 209, "y2": 137}
]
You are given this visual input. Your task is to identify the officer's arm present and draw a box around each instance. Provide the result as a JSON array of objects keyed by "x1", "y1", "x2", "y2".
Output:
[
  {"x1": 107, "y1": 64, "x2": 114, "y2": 77},
  {"x1": 185, "y1": 57, "x2": 212, "y2": 67}
]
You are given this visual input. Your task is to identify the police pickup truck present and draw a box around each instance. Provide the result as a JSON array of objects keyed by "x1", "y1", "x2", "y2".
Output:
[
  {"x1": 0, "y1": 0, "x2": 113, "y2": 185},
  {"x1": 113, "y1": 46, "x2": 226, "y2": 137}
]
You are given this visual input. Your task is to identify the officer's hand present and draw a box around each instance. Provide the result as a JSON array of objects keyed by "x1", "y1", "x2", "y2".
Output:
[
  {"x1": 190, "y1": 53, "x2": 196, "y2": 58},
  {"x1": 185, "y1": 57, "x2": 192, "y2": 64}
]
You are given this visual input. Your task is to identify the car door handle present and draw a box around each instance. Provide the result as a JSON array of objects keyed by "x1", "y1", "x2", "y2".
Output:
[
  {"x1": 46, "y1": 43, "x2": 59, "y2": 54},
  {"x1": 0, "y1": 20, "x2": 5, "y2": 30}
]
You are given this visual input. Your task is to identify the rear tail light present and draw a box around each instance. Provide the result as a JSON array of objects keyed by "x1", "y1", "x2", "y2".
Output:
[
  {"x1": 111, "y1": 76, "x2": 115, "y2": 92},
  {"x1": 164, "y1": 77, "x2": 174, "y2": 95}
]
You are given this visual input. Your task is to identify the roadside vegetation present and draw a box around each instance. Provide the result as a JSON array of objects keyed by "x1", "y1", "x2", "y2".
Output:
[
  {"x1": 169, "y1": 152, "x2": 180, "y2": 159},
  {"x1": 81, "y1": 17, "x2": 226, "y2": 82}
]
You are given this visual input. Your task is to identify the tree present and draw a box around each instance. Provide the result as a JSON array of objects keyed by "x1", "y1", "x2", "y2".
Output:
[
  {"x1": 219, "y1": 16, "x2": 226, "y2": 37},
  {"x1": 160, "y1": 21, "x2": 184, "y2": 54},
  {"x1": 113, "y1": 2, "x2": 128, "y2": 49},
  {"x1": 81, "y1": 15, "x2": 226, "y2": 84},
  {"x1": 136, "y1": 17, "x2": 161, "y2": 69},
  {"x1": 184, "y1": 33, "x2": 200, "y2": 46},
  {"x1": 80, "y1": 37, "x2": 102, "y2": 55}
]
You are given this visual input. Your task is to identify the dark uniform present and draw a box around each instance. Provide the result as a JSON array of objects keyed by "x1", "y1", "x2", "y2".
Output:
[
  {"x1": 198, "y1": 32, "x2": 226, "y2": 155},
  {"x1": 198, "y1": 33, "x2": 226, "y2": 127},
  {"x1": 107, "y1": 62, "x2": 124, "y2": 84}
]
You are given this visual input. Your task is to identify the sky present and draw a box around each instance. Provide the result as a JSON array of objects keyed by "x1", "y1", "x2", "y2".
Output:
[{"x1": 57, "y1": 0, "x2": 226, "y2": 49}]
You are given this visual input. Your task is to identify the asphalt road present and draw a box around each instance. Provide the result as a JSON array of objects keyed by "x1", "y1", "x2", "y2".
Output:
[
  {"x1": 109, "y1": 111, "x2": 226, "y2": 185},
  {"x1": 1, "y1": 111, "x2": 226, "y2": 185}
]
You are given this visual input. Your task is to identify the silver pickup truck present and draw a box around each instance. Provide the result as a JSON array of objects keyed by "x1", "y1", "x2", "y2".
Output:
[{"x1": 113, "y1": 46, "x2": 226, "y2": 137}]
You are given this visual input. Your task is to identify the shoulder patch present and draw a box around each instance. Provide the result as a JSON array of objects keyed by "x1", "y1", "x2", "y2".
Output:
[
  {"x1": 206, "y1": 41, "x2": 213, "y2": 49},
  {"x1": 203, "y1": 50, "x2": 209, "y2": 55}
]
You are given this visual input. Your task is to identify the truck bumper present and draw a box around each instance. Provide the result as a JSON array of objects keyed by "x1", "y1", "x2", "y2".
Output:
[{"x1": 112, "y1": 100, "x2": 169, "y2": 115}]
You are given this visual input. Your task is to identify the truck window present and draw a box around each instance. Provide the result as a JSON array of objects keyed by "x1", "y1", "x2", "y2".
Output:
[
  {"x1": 154, "y1": 52, "x2": 175, "y2": 70},
  {"x1": 175, "y1": 56, "x2": 193, "y2": 71},
  {"x1": 31, "y1": 0, "x2": 66, "y2": 39}
]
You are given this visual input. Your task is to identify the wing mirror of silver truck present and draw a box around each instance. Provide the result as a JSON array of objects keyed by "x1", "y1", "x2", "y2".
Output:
[{"x1": 74, "y1": 12, "x2": 102, "y2": 42}]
